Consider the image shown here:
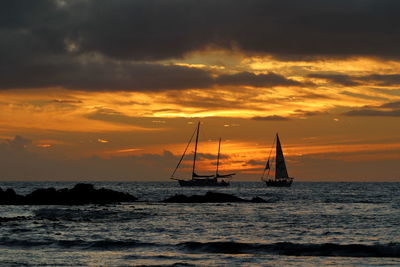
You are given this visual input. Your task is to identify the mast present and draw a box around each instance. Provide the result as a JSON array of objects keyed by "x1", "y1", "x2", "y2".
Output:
[
  {"x1": 170, "y1": 126, "x2": 197, "y2": 179},
  {"x1": 192, "y1": 122, "x2": 200, "y2": 179},
  {"x1": 275, "y1": 133, "x2": 289, "y2": 179},
  {"x1": 261, "y1": 135, "x2": 275, "y2": 181},
  {"x1": 216, "y1": 138, "x2": 221, "y2": 176}
]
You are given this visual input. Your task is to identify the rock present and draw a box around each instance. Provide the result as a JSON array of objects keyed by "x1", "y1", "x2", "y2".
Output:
[
  {"x1": 163, "y1": 191, "x2": 267, "y2": 203},
  {"x1": 1, "y1": 183, "x2": 137, "y2": 205},
  {"x1": 25, "y1": 187, "x2": 59, "y2": 204},
  {"x1": 0, "y1": 188, "x2": 24, "y2": 204}
]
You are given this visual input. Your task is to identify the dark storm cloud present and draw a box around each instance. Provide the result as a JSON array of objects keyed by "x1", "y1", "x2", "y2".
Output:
[
  {"x1": 2, "y1": 0, "x2": 400, "y2": 91},
  {"x1": 0, "y1": 56, "x2": 304, "y2": 91},
  {"x1": 0, "y1": 59, "x2": 215, "y2": 91},
  {"x1": 343, "y1": 101, "x2": 400, "y2": 117},
  {"x1": 3, "y1": 0, "x2": 400, "y2": 60},
  {"x1": 71, "y1": 0, "x2": 400, "y2": 60}
]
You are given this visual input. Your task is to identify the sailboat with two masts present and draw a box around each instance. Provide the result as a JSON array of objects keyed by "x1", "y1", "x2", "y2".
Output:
[
  {"x1": 261, "y1": 133, "x2": 294, "y2": 187},
  {"x1": 170, "y1": 122, "x2": 235, "y2": 187}
]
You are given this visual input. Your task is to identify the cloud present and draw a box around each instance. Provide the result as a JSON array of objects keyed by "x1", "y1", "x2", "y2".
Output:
[
  {"x1": 252, "y1": 115, "x2": 290, "y2": 121},
  {"x1": 0, "y1": 136, "x2": 231, "y2": 181},
  {"x1": 308, "y1": 73, "x2": 360, "y2": 86},
  {"x1": 380, "y1": 101, "x2": 400, "y2": 109},
  {"x1": 2, "y1": 0, "x2": 400, "y2": 92},
  {"x1": 216, "y1": 72, "x2": 301, "y2": 87},
  {"x1": 296, "y1": 92, "x2": 335, "y2": 100},
  {"x1": 294, "y1": 154, "x2": 400, "y2": 180},
  {"x1": 362, "y1": 74, "x2": 400, "y2": 86},
  {"x1": 293, "y1": 109, "x2": 328, "y2": 117},
  {"x1": 161, "y1": 90, "x2": 269, "y2": 111},
  {"x1": 340, "y1": 91, "x2": 387, "y2": 101},
  {"x1": 344, "y1": 109, "x2": 400, "y2": 117},
  {"x1": 86, "y1": 108, "x2": 167, "y2": 127},
  {"x1": 0, "y1": 60, "x2": 215, "y2": 91},
  {"x1": 70, "y1": 0, "x2": 400, "y2": 60},
  {"x1": 52, "y1": 99, "x2": 83, "y2": 104},
  {"x1": 251, "y1": 110, "x2": 327, "y2": 121},
  {"x1": 343, "y1": 101, "x2": 400, "y2": 117},
  {"x1": 1, "y1": 135, "x2": 32, "y2": 152},
  {"x1": 0, "y1": 137, "x2": 181, "y2": 180},
  {"x1": 244, "y1": 159, "x2": 265, "y2": 166},
  {"x1": 310, "y1": 73, "x2": 400, "y2": 88},
  {"x1": 0, "y1": 51, "x2": 302, "y2": 91},
  {"x1": 371, "y1": 88, "x2": 400, "y2": 96}
]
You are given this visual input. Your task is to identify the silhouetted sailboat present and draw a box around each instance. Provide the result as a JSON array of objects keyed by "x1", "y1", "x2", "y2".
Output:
[
  {"x1": 261, "y1": 133, "x2": 294, "y2": 187},
  {"x1": 215, "y1": 137, "x2": 236, "y2": 180},
  {"x1": 170, "y1": 122, "x2": 234, "y2": 186}
]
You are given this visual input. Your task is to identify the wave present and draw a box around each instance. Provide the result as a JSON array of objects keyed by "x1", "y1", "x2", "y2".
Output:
[
  {"x1": 178, "y1": 241, "x2": 400, "y2": 258},
  {"x1": 1, "y1": 237, "x2": 399, "y2": 258},
  {"x1": 33, "y1": 208, "x2": 152, "y2": 222},
  {"x1": 0, "y1": 237, "x2": 154, "y2": 249},
  {"x1": 134, "y1": 264, "x2": 196, "y2": 267},
  {"x1": 0, "y1": 216, "x2": 32, "y2": 223}
]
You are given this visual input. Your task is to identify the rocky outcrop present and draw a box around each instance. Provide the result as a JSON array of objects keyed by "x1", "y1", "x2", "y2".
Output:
[
  {"x1": 0, "y1": 183, "x2": 137, "y2": 205},
  {"x1": 163, "y1": 191, "x2": 267, "y2": 203}
]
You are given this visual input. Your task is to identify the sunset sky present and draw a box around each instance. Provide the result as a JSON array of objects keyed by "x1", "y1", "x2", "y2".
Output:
[{"x1": 0, "y1": 0, "x2": 399, "y2": 181}]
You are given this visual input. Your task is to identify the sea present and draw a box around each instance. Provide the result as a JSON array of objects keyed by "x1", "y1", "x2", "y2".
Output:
[{"x1": 0, "y1": 181, "x2": 399, "y2": 266}]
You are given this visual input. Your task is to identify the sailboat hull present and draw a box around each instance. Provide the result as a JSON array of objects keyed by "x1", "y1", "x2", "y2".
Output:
[
  {"x1": 178, "y1": 178, "x2": 230, "y2": 187},
  {"x1": 265, "y1": 178, "x2": 293, "y2": 187}
]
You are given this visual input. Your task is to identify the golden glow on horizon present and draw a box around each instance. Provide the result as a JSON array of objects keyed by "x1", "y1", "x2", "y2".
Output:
[
  {"x1": 134, "y1": 138, "x2": 400, "y2": 176},
  {"x1": 1, "y1": 52, "x2": 400, "y2": 181}
]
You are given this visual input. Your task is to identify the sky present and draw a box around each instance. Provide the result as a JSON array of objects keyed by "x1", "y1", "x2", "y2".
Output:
[{"x1": 0, "y1": 0, "x2": 399, "y2": 181}]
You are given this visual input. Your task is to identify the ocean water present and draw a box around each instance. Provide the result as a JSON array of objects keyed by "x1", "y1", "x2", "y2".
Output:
[{"x1": 0, "y1": 182, "x2": 399, "y2": 266}]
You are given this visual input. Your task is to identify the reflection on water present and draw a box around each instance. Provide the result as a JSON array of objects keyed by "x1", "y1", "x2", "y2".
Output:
[{"x1": 0, "y1": 182, "x2": 399, "y2": 266}]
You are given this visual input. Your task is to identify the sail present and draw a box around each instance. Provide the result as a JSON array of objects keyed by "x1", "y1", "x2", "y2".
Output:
[
  {"x1": 171, "y1": 122, "x2": 231, "y2": 186},
  {"x1": 275, "y1": 134, "x2": 289, "y2": 179},
  {"x1": 265, "y1": 159, "x2": 270, "y2": 170},
  {"x1": 191, "y1": 122, "x2": 200, "y2": 179},
  {"x1": 215, "y1": 138, "x2": 236, "y2": 179}
]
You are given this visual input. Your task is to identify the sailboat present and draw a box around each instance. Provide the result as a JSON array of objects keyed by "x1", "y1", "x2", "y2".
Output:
[
  {"x1": 261, "y1": 133, "x2": 294, "y2": 187},
  {"x1": 170, "y1": 122, "x2": 234, "y2": 186},
  {"x1": 215, "y1": 138, "x2": 235, "y2": 180}
]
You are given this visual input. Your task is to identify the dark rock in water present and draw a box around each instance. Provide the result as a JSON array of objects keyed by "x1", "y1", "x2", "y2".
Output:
[
  {"x1": 0, "y1": 183, "x2": 137, "y2": 205},
  {"x1": 163, "y1": 191, "x2": 266, "y2": 203},
  {"x1": 25, "y1": 187, "x2": 59, "y2": 204},
  {"x1": 0, "y1": 188, "x2": 25, "y2": 204}
]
